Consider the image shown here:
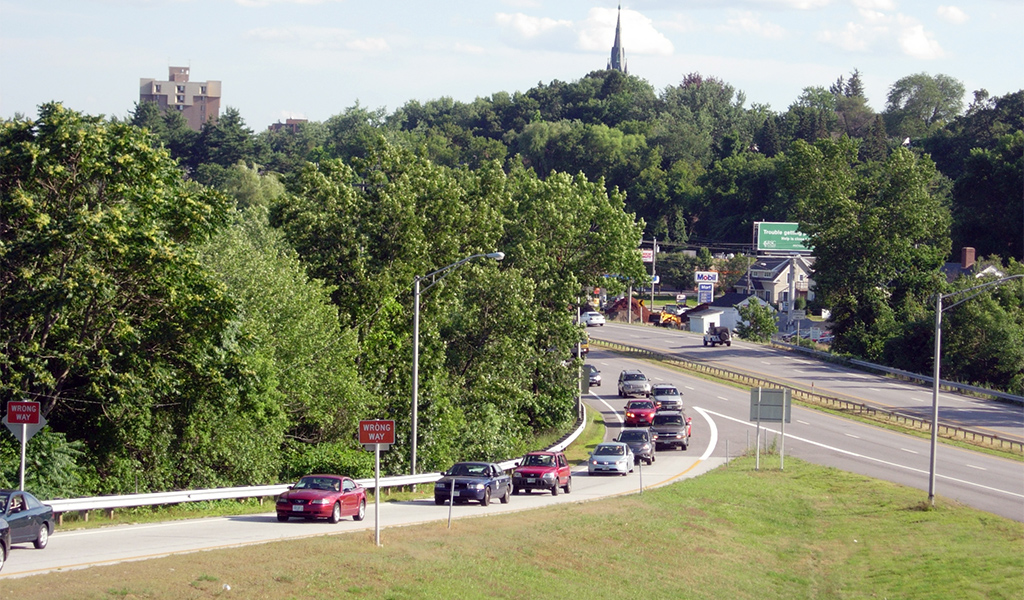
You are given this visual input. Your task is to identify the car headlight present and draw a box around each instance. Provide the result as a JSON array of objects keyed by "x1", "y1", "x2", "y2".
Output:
[
  {"x1": 469, "y1": 483, "x2": 484, "y2": 490},
  {"x1": 541, "y1": 472, "x2": 556, "y2": 479},
  {"x1": 310, "y1": 498, "x2": 331, "y2": 505},
  {"x1": 641, "y1": 443, "x2": 651, "y2": 451}
]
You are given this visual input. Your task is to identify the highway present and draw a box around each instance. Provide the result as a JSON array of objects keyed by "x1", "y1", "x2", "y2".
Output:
[{"x1": 1, "y1": 324, "x2": 1021, "y2": 578}]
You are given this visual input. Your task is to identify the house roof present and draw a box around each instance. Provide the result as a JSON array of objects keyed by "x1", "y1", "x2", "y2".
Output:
[{"x1": 710, "y1": 292, "x2": 752, "y2": 308}]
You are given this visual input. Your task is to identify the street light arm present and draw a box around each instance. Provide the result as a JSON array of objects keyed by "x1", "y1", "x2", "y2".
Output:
[
  {"x1": 938, "y1": 274, "x2": 1024, "y2": 313},
  {"x1": 418, "y1": 252, "x2": 505, "y2": 294}
]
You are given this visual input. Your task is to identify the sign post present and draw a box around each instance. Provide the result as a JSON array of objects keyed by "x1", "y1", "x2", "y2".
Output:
[
  {"x1": 3, "y1": 401, "x2": 45, "y2": 490},
  {"x1": 359, "y1": 420, "x2": 395, "y2": 546},
  {"x1": 748, "y1": 389, "x2": 791, "y2": 470}
]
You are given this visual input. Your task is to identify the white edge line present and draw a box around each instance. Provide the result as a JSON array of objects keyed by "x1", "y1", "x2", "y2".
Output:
[{"x1": 700, "y1": 408, "x2": 1024, "y2": 500}]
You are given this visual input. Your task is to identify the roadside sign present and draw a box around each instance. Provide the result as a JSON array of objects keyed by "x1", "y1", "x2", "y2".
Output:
[
  {"x1": 641, "y1": 249, "x2": 654, "y2": 263},
  {"x1": 756, "y1": 222, "x2": 811, "y2": 253},
  {"x1": 651, "y1": 275, "x2": 660, "y2": 284},
  {"x1": 697, "y1": 282, "x2": 714, "y2": 304},
  {"x1": 359, "y1": 420, "x2": 395, "y2": 445},
  {"x1": 676, "y1": 294, "x2": 686, "y2": 302},
  {"x1": 6, "y1": 401, "x2": 39, "y2": 424},
  {"x1": 749, "y1": 389, "x2": 791, "y2": 423},
  {"x1": 694, "y1": 271, "x2": 719, "y2": 283}
]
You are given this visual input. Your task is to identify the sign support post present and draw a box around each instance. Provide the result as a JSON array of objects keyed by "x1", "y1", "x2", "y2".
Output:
[{"x1": 359, "y1": 420, "x2": 395, "y2": 547}]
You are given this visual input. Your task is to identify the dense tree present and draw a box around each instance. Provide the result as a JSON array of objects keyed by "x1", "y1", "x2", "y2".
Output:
[
  {"x1": 951, "y1": 131, "x2": 1024, "y2": 260},
  {"x1": 736, "y1": 300, "x2": 778, "y2": 343},
  {"x1": 782, "y1": 137, "x2": 951, "y2": 359},
  {"x1": 0, "y1": 103, "x2": 249, "y2": 491},
  {"x1": 884, "y1": 73, "x2": 965, "y2": 139}
]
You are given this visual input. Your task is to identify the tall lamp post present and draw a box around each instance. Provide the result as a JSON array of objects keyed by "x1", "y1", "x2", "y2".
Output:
[
  {"x1": 411, "y1": 251, "x2": 504, "y2": 475},
  {"x1": 928, "y1": 274, "x2": 1023, "y2": 505}
]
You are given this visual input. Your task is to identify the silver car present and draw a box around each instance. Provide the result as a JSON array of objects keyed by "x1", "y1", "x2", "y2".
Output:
[
  {"x1": 588, "y1": 442, "x2": 634, "y2": 476},
  {"x1": 651, "y1": 384, "x2": 683, "y2": 411}
]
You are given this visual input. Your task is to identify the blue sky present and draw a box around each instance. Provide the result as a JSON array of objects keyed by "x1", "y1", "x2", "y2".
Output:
[{"x1": 2, "y1": 0, "x2": 1021, "y2": 131}]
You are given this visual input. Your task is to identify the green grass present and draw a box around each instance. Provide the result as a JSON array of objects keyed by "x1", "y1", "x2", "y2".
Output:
[{"x1": 10, "y1": 456, "x2": 1021, "y2": 599}]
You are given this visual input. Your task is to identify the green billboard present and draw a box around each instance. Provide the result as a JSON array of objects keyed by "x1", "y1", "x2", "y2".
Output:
[{"x1": 756, "y1": 222, "x2": 811, "y2": 252}]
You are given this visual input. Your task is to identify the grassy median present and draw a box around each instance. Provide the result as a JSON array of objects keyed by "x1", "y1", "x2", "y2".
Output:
[{"x1": 6, "y1": 455, "x2": 1021, "y2": 600}]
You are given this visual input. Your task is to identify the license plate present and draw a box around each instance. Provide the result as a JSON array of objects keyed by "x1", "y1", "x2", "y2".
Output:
[
  {"x1": 293, "y1": 505, "x2": 304, "y2": 512},
  {"x1": 452, "y1": 491, "x2": 460, "y2": 497},
  {"x1": 526, "y1": 478, "x2": 536, "y2": 483}
]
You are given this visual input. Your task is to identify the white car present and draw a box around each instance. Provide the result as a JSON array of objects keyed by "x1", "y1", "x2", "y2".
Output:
[
  {"x1": 588, "y1": 442, "x2": 634, "y2": 475},
  {"x1": 580, "y1": 311, "x2": 605, "y2": 327}
]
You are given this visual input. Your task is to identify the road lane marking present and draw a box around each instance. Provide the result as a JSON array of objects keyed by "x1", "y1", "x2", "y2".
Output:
[
  {"x1": 594, "y1": 394, "x2": 624, "y2": 425},
  {"x1": 845, "y1": 433, "x2": 861, "y2": 439},
  {"x1": 901, "y1": 448, "x2": 918, "y2": 454},
  {"x1": 692, "y1": 407, "x2": 718, "y2": 462},
  {"x1": 717, "y1": 396, "x2": 729, "y2": 401},
  {"x1": 797, "y1": 420, "x2": 810, "y2": 425},
  {"x1": 967, "y1": 465, "x2": 987, "y2": 471},
  {"x1": 701, "y1": 408, "x2": 1024, "y2": 500}
]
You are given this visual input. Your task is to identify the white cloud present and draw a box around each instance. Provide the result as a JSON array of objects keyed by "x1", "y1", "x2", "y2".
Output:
[
  {"x1": 744, "y1": 0, "x2": 831, "y2": 8},
  {"x1": 937, "y1": 5, "x2": 969, "y2": 24},
  {"x1": 817, "y1": 21, "x2": 882, "y2": 51},
  {"x1": 852, "y1": 0, "x2": 895, "y2": 10},
  {"x1": 717, "y1": 10, "x2": 786, "y2": 39},
  {"x1": 577, "y1": 8, "x2": 673, "y2": 55},
  {"x1": 495, "y1": 12, "x2": 573, "y2": 39},
  {"x1": 897, "y1": 19, "x2": 945, "y2": 59}
]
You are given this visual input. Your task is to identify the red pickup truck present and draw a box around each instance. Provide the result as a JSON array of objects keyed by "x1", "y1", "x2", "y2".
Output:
[{"x1": 511, "y1": 451, "x2": 572, "y2": 495}]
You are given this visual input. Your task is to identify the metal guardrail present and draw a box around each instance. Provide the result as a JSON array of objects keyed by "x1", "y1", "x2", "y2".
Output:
[
  {"x1": 47, "y1": 407, "x2": 588, "y2": 518},
  {"x1": 593, "y1": 339, "x2": 1024, "y2": 455},
  {"x1": 770, "y1": 338, "x2": 1023, "y2": 405}
]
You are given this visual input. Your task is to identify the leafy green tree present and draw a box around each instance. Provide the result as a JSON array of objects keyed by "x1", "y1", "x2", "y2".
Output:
[
  {"x1": 782, "y1": 137, "x2": 951, "y2": 359},
  {"x1": 951, "y1": 131, "x2": 1024, "y2": 261},
  {"x1": 884, "y1": 73, "x2": 965, "y2": 139},
  {"x1": 736, "y1": 300, "x2": 778, "y2": 343},
  {"x1": 0, "y1": 103, "x2": 247, "y2": 491}
]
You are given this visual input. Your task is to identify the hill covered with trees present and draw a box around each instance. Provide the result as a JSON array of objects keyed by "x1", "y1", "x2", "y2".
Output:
[{"x1": 2, "y1": 68, "x2": 1021, "y2": 499}]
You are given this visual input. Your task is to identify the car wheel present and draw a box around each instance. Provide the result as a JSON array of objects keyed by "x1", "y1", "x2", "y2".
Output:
[
  {"x1": 435, "y1": 497, "x2": 445, "y2": 505},
  {"x1": 501, "y1": 486, "x2": 510, "y2": 504},
  {"x1": 551, "y1": 481, "x2": 559, "y2": 496},
  {"x1": 481, "y1": 486, "x2": 491, "y2": 506},
  {"x1": 329, "y1": 502, "x2": 342, "y2": 524},
  {"x1": 33, "y1": 524, "x2": 49, "y2": 549},
  {"x1": 563, "y1": 476, "x2": 572, "y2": 494},
  {"x1": 0, "y1": 544, "x2": 5, "y2": 572},
  {"x1": 354, "y1": 499, "x2": 366, "y2": 521},
  {"x1": 512, "y1": 487, "x2": 519, "y2": 495},
  {"x1": 277, "y1": 513, "x2": 289, "y2": 522}
]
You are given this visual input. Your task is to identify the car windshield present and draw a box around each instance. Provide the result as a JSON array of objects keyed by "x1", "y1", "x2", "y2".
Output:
[
  {"x1": 586, "y1": 365, "x2": 598, "y2": 374},
  {"x1": 594, "y1": 445, "x2": 625, "y2": 456},
  {"x1": 618, "y1": 431, "x2": 648, "y2": 442},
  {"x1": 655, "y1": 388, "x2": 679, "y2": 396},
  {"x1": 628, "y1": 401, "x2": 654, "y2": 409},
  {"x1": 295, "y1": 477, "x2": 341, "y2": 491},
  {"x1": 654, "y1": 414, "x2": 683, "y2": 426},
  {"x1": 624, "y1": 373, "x2": 646, "y2": 381},
  {"x1": 449, "y1": 463, "x2": 489, "y2": 477},
  {"x1": 523, "y1": 454, "x2": 554, "y2": 467}
]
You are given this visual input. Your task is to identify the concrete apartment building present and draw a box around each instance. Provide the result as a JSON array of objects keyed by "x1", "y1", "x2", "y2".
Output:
[{"x1": 139, "y1": 66, "x2": 221, "y2": 131}]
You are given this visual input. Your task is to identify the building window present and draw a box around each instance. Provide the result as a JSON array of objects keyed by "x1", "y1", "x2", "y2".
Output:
[
  {"x1": 155, "y1": 84, "x2": 161, "y2": 93},
  {"x1": 176, "y1": 105, "x2": 184, "y2": 111},
  {"x1": 176, "y1": 95, "x2": 185, "y2": 103},
  {"x1": 177, "y1": 85, "x2": 185, "y2": 93},
  {"x1": 200, "y1": 86, "x2": 207, "y2": 94}
]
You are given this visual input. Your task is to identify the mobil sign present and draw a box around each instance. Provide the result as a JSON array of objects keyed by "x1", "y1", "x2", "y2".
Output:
[
  {"x1": 694, "y1": 271, "x2": 719, "y2": 283},
  {"x1": 359, "y1": 420, "x2": 395, "y2": 444}
]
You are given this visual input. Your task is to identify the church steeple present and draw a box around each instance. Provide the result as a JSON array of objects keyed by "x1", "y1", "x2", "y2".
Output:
[{"x1": 607, "y1": 4, "x2": 627, "y2": 73}]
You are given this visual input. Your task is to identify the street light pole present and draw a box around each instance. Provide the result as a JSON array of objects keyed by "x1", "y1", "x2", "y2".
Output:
[
  {"x1": 927, "y1": 274, "x2": 1023, "y2": 506},
  {"x1": 411, "y1": 251, "x2": 504, "y2": 475}
]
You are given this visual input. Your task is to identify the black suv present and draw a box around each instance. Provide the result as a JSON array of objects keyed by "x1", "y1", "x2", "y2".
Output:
[{"x1": 650, "y1": 410, "x2": 691, "y2": 450}]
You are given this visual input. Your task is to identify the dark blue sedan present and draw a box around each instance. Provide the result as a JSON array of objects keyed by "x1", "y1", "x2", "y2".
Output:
[
  {"x1": 1, "y1": 490, "x2": 54, "y2": 550},
  {"x1": 434, "y1": 462, "x2": 511, "y2": 506}
]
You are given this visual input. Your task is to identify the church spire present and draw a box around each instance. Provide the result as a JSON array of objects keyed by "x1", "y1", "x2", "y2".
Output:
[{"x1": 607, "y1": 4, "x2": 627, "y2": 73}]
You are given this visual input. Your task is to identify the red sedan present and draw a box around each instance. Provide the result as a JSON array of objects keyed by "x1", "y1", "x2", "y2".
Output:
[
  {"x1": 623, "y1": 399, "x2": 657, "y2": 427},
  {"x1": 276, "y1": 475, "x2": 366, "y2": 523}
]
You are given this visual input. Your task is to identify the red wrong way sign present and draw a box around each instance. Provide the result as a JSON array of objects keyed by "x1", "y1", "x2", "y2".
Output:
[
  {"x1": 6, "y1": 401, "x2": 40, "y2": 425},
  {"x1": 359, "y1": 420, "x2": 395, "y2": 445}
]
